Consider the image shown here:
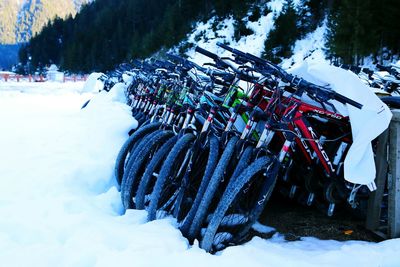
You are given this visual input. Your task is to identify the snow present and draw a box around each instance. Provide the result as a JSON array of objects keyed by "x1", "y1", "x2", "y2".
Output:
[
  {"x1": 0, "y1": 80, "x2": 399, "y2": 266},
  {"x1": 184, "y1": 9, "x2": 277, "y2": 65},
  {"x1": 179, "y1": 0, "x2": 328, "y2": 74},
  {"x1": 267, "y1": 0, "x2": 287, "y2": 14},
  {"x1": 82, "y1": 72, "x2": 104, "y2": 93},
  {"x1": 281, "y1": 19, "x2": 329, "y2": 69},
  {"x1": 252, "y1": 222, "x2": 276, "y2": 234}
]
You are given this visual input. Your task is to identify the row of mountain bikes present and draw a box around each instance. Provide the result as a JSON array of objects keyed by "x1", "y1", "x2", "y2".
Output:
[
  {"x1": 107, "y1": 43, "x2": 399, "y2": 252},
  {"x1": 333, "y1": 62, "x2": 400, "y2": 98}
]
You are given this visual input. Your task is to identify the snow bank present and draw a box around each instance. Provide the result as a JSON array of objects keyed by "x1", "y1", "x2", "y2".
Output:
[
  {"x1": 107, "y1": 82, "x2": 128, "y2": 104},
  {"x1": 82, "y1": 72, "x2": 105, "y2": 93},
  {"x1": 0, "y1": 78, "x2": 399, "y2": 267},
  {"x1": 122, "y1": 73, "x2": 134, "y2": 84},
  {"x1": 0, "y1": 81, "x2": 86, "y2": 94}
]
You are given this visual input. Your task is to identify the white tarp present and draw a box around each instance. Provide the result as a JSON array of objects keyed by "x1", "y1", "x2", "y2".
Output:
[{"x1": 290, "y1": 61, "x2": 392, "y2": 189}]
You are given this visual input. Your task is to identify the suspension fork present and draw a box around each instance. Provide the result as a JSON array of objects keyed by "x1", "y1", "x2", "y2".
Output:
[
  {"x1": 333, "y1": 142, "x2": 349, "y2": 176},
  {"x1": 132, "y1": 95, "x2": 140, "y2": 108},
  {"x1": 130, "y1": 95, "x2": 138, "y2": 108},
  {"x1": 182, "y1": 108, "x2": 195, "y2": 130},
  {"x1": 296, "y1": 116, "x2": 336, "y2": 176},
  {"x1": 148, "y1": 100, "x2": 157, "y2": 116},
  {"x1": 139, "y1": 97, "x2": 147, "y2": 111},
  {"x1": 254, "y1": 134, "x2": 296, "y2": 209},
  {"x1": 240, "y1": 116, "x2": 258, "y2": 140},
  {"x1": 201, "y1": 108, "x2": 216, "y2": 133},
  {"x1": 224, "y1": 109, "x2": 238, "y2": 132},
  {"x1": 162, "y1": 107, "x2": 171, "y2": 124},
  {"x1": 143, "y1": 97, "x2": 151, "y2": 113},
  {"x1": 150, "y1": 104, "x2": 164, "y2": 123},
  {"x1": 135, "y1": 97, "x2": 143, "y2": 110},
  {"x1": 256, "y1": 123, "x2": 275, "y2": 149},
  {"x1": 166, "y1": 107, "x2": 177, "y2": 126}
]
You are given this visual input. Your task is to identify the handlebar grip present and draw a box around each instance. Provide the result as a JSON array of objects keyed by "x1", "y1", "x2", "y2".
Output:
[
  {"x1": 334, "y1": 93, "x2": 363, "y2": 109},
  {"x1": 217, "y1": 42, "x2": 261, "y2": 64},
  {"x1": 216, "y1": 42, "x2": 234, "y2": 52},
  {"x1": 153, "y1": 60, "x2": 168, "y2": 69},
  {"x1": 195, "y1": 46, "x2": 219, "y2": 61},
  {"x1": 216, "y1": 42, "x2": 248, "y2": 58},
  {"x1": 376, "y1": 64, "x2": 387, "y2": 72},
  {"x1": 244, "y1": 52, "x2": 266, "y2": 65},
  {"x1": 131, "y1": 59, "x2": 142, "y2": 68},
  {"x1": 167, "y1": 53, "x2": 205, "y2": 71},
  {"x1": 350, "y1": 66, "x2": 361, "y2": 74},
  {"x1": 166, "y1": 53, "x2": 184, "y2": 63},
  {"x1": 217, "y1": 42, "x2": 285, "y2": 77},
  {"x1": 361, "y1": 68, "x2": 374, "y2": 76},
  {"x1": 341, "y1": 64, "x2": 350, "y2": 70}
]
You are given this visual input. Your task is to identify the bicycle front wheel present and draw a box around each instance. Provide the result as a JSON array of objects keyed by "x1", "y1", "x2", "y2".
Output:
[
  {"x1": 114, "y1": 121, "x2": 161, "y2": 186},
  {"x1": 147, "y1": 133, "x2": 195, "y2": 221},
  {"x1": 200, "y1": 156, "x2": 279, "y2": 252},
  {"x1": 121, "y1": 130, "x2": 174, "y2": 210}
]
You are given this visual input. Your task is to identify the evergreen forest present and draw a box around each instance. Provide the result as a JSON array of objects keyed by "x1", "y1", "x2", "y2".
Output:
[{"x1": 18, "y1": 0, "x2": 400, "y2": 73}]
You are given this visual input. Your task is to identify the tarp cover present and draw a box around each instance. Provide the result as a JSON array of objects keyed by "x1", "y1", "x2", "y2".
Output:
[{"x1": 290, "y1": 61, "x2": 392, "y2": 190}]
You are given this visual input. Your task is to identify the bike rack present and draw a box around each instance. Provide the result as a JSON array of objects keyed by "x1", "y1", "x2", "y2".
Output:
[{"x1": 366, "y1": 109, "x2": 400, "y2": 239}]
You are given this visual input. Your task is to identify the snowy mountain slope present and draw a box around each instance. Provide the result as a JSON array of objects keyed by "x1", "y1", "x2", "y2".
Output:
[
  {"x1": 176, "y1": 0, "x2": 329, "y2": 68},
  {"x1": 0, "y1": 0, "x2": 90, "y2": 44},
  {"x1": 0, "y1": 0, "x2": 90, "y2": 68},
  {"x1": 280, "y1": 19, "x2": 328, "y2": 69},
  {"x1": 180, "y1": 4, "x2": 280, "y2": 65},
  {"x1": 0, "y1": 81, "x2": 399, "y2": 266}
]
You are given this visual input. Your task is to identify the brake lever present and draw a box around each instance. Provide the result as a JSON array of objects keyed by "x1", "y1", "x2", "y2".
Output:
[
  {"x1": 203, "y1": 62, "x2": 217, "y2": 68},
  {"x1": 220, "y1": 57, "x2": 236, "y2": 62},
  {"x1": 307, "y1": 87, "x2": 337, "y2": 114},
  {"x1": 322, "y1": 99, "x2": 337, "y2": 113}
]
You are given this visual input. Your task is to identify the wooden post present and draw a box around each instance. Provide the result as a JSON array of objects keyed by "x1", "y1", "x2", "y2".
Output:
[
  {"x1": 4, "y1": 74, "x2": 8, "y2": 82},
  {"x1": 388, "y1": 110, "x2": 400, "y2": 238},
  {"x1": 29, "y1": 74, "x2": 32, "y2": 82},
  {"x1": 366, "y1": 129, "x2": 389, "y2": 232}
]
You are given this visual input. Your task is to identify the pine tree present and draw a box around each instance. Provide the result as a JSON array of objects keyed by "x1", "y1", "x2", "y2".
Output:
[
  {"x1": 326, "y1": 0, "x2": 397, "y2": 64},
  {"x1": 263, "y1": 2, "x2": 300, "y2": 63}
]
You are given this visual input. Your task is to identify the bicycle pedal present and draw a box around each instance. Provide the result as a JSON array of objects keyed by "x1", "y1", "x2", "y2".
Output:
[
  {"x1": 307, "y1": 193, "x2": 315, "y2": 206},
  {"x1": 327, "y1": 203, "x2": 335, "y2": 217},
  {"x1": 289, "y1": 185, "x2": 297, "y2": 199}
]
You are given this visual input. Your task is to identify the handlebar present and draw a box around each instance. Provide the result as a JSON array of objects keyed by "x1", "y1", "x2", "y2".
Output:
[
  {"x1": 216, "y1": 42, "x2": 363, "y2": 109},
  {"x1": 195, "y1": 46, "x2": 220, "y2": 61},
  {"x1": 377, "y1": 64, "x2": 400, "y2": 78},
  {"x1": 195, "y1": 46, "x2": 260, "y2": 83},
  {"x1": 153, "y1": 59, "x2": 176, "y2": 70},
  {"x1": 304, "y1": 82, "x2": 363, "y2": 109},
  {"x1": 167, "y1": 52, "x2": 235, "y2": 82},
  {"x1": 166, "y1": 53, "x2": 198, "y2": 70}
]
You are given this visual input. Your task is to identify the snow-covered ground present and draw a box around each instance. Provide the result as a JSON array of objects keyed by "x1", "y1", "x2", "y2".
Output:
[
  {"x1": 0, "y1": 81, "x2": 399, "y2": 267},
  {"x1": 178, "y1": 0, "x2": 329, "y2": 70}
]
